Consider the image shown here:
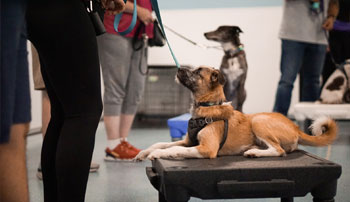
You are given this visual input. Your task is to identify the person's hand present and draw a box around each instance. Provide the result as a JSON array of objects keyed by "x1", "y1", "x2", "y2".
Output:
[
  {"x1": 101, "y1": 0, "x2": 126, "y2": 15},
  {"x1": 137, "y1": 7, "x2": 154, "y2": 25},
  {"x1": 323, "y1": 16, "x2": 335, "y2": 31}
]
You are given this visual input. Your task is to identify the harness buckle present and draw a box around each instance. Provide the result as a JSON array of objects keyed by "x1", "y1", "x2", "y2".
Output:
[{"x1": 205, "y1": 117, "x2": 213, "y2": 124}]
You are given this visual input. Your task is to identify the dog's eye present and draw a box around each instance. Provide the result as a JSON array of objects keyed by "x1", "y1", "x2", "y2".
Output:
[{"x1": 194, "y1": 68, "x2": 202, "y2": 74}]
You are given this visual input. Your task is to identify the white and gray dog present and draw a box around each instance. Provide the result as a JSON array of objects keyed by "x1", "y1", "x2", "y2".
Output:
[
  {"x1": 204, "y1": 26, "x2": 248, "y2": 111},
  {"x1": 319, "y1": 59, "x2": 350, "y2": 104}
]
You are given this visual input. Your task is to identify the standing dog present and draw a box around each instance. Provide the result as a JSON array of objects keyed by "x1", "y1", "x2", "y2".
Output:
[
  {"x1": 135, "y1": 66, "x2": 337, "y2": 161},
  {"x1": 319, "y1": 59, "x2": 350, "y2": 104},
  {"x1": 204, "y1": 26, "x2": 248, "y2": 111}
]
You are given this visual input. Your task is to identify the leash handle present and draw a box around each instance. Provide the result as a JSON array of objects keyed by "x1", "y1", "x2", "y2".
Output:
[
  {"x1": 114, "y1": 0, "x2": 138, "y2": 35},
  {"x1": 151, "y1": 0, "x2": 180, "y2": 68}
]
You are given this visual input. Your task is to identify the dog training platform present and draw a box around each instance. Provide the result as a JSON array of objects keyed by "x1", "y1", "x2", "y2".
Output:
[{"x1": 146, "y1": 150, "x2": 341, "y2": 202}]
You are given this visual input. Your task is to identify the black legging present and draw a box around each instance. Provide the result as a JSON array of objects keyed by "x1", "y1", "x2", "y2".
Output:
[
  {"x1": 322, "y1": 30, "x2": 350, "y2": 87},
  {"x1": 26, "y1": 1, "x2": 103, "y2": 201}
]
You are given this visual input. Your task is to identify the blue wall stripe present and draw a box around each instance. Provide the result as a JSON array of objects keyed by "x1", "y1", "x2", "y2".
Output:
[{"x1": 158, "y1": 0, "x2": 282, "y2": 10}]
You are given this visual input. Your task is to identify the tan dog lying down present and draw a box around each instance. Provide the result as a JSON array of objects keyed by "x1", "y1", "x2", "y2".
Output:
[{"x1": 135, "y1": 66, "x2": 338, "y2": 161}]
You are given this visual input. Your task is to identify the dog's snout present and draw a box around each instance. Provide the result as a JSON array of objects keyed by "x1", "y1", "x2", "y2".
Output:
[{"x1": 177, "y1": 68, "x2": 187, "y2": 77}]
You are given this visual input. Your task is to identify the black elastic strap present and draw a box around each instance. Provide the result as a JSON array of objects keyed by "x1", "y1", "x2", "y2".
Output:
[
  {"x1": 187, "y1": 118, "x2": 229, "y2": 151},
  {"x1": 218, "y1": 119, "x2": 228, "y2": 150}
]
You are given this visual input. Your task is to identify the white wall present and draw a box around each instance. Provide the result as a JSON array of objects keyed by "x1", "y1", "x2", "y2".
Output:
[{"x1": 29, "y1": 5, "x2": 301, "y2": 130}]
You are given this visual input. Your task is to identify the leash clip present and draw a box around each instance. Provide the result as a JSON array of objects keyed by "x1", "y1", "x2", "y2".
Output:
[{"x1": 205, "y1": 117, "x2": 213, "y2": 124}]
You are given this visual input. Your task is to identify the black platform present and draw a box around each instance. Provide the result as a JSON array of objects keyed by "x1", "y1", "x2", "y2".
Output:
[{"x1": 146, "y1": 150, "x2": 341, "y2": 202}]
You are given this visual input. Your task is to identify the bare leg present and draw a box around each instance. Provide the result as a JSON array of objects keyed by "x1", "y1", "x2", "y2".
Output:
[
  {"x1": 104, "y1": 115, "x2": 121, "y2": 140},
  {"x1": 119, "y1": 114, "x2": 135, "y2": 139},
  {"x1": 37, "y1": 90, "x2": 51, "y2": 179},
  {"x1": 104, "y1": 114, "x2": 135, "y2": 140},
  {"x1": 0, "y1": 123, "x2": 30, "y2": 202},
  {"x1": 41, "y1": 90, "x2": 51, "y2": 137}
]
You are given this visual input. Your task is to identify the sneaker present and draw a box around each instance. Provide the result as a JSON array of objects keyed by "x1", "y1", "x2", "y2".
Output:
[
  {"x1": 89, "y1": 162, "x2": 100, "y2": 172},
  {"x1": 36, "y1": 166, "x2": 43, "y2": 180},
  {"x1": 104, "y1": 140, "x2": 141, "y2": 161},
  {"x1": 36, "y1": 162, "x2": 100, "y2": 180}
]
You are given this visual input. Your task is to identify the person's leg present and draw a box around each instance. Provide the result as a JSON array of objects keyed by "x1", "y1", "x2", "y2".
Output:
[
  {"x1": 35, "y1": 90, "x2": 51, "y2": 180},
  {"x1": 322, "y1": 30, "x2": 341, "y2": 88},
  {"x1": 119, "y1": 46, "x2": 147, "y2": 139},
  {"x1": 321, "y1": 51, "x2": 336, "y2": 88},
  {"x1": 97, "y1": 33, "x2": 132, "y2": 148},
  {"x1": 42, "y1": 90, "x2": 51, "y2": 136},
  {"x1": 27, "y1": 1, "x2": 102, "y2": 201},
  {"x1": 0, "y1": 124, "x2": 30, "y2": 202},
  {"x1": 340, "y1": 31, "x2": 350, "y2": 61},
  {"x1": 273, "y1": 39, "x2": 305, "y2": 115},
  {"x1": 119, "y1": 114, "x2": 135, "y2": 138},
  {"x1": 300, "y1": 43, "x2": 327, "y2": 101}
]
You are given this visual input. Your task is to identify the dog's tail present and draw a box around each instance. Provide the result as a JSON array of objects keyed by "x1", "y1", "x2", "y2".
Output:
[{"x1": 298, "y1": 116, "x2": 338, "y2": 146}]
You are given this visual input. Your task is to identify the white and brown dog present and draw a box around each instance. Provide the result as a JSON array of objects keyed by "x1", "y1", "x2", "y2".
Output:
[
  {"x1": 319, "y1": 59, "x2": 350, "y2": 104},
  {"x1": 135, "y1": 66, "x2": 337, "y2": 161},
  {"x1": 204, "y1": 26, "x2": 248, "y2": 112}
]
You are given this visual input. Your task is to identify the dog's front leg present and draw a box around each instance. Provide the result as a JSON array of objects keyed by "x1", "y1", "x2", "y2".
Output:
[
  {"x1": 134, "y1": 137, "x2": 190, "y2": 161},
  {"x1": 147, "y1": 146, "x2": 204, "y2": 160},
  {"x1": 148, "y1": 127, "x2": 221, "y2": 160}
]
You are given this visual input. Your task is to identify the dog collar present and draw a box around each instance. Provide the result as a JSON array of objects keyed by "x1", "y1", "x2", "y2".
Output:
[
  {"x1": 225, "y1": 44, "x2": 244, "y2": 57},
  {"x1": 195, "y1": 101, "x2": 224, "y2": 107}
]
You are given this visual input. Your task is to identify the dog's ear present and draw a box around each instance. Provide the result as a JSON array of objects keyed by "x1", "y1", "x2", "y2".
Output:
[{"x1": 210, "y1": 70, "x2": 226, "y2": 87}]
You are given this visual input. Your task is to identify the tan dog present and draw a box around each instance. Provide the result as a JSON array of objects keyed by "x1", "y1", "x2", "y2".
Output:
[{"x1": 135, "y1": 66, "x2": 338, "y2": 160}]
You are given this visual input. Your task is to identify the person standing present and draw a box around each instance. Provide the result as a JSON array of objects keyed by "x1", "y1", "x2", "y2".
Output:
[
  {"x1": 26, "y1": 0, "x2": 125, "y2": 201},
  {"x1": 273, "y1": 0, "x2": 339, "y2": 116},
  {"x1": 322, "y1": 0, "x2": 350, "y2": 86},
  {"x1": 0, "y1": 0, "x2": 31, "y2": 201},
  {"x1": 97, "y1": 0, "x2": 154, "y2": 161},
  {"x1": 30, "y1": 44, "x2": 100, "y2": 180}
]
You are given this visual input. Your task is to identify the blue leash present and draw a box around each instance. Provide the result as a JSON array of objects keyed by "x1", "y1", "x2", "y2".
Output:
[
  {"x1": 114, "y1": 0, "x2": 138, "y2": 35},
  {"x1": 150, "y1": 0, "x2": 180, "y2": 67},
  {"x1": 114, "y1": 0, "x2": 180, "y2": 68}
]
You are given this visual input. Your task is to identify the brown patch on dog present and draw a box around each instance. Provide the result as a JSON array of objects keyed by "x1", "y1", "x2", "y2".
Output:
[{"x1": 326, "y1": 76, "x2": 345, "y2": 90}]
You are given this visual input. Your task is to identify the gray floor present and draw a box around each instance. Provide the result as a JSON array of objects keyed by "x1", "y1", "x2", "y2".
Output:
[{"x1": 27, "y1": 120, "x2": 350, "y2": 202}]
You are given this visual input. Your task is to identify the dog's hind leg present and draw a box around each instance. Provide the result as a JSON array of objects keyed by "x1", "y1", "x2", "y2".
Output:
[
  {"x1": 243, "y1": 136, "x2": 286, "y2": 158},
  {"x1": 243, "y1": 116, "x2": 286, "y2": 158},
  {"x1": 134, "y1": 136, "x2": 191, "y2": 161}
]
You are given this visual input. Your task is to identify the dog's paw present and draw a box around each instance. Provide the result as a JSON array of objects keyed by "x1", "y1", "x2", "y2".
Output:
[
  {"x1": 243, "y1": 149, "x2": 260, "y2": 158},
  {"x1": 147, "y1": 149, "x2": 164, "y2": 160},
  {"x1": 147, "y1": 149, "x2": 185, "y2": 160},
  {"x1": 134, "y1": 150, "x2": 151, "y2": 161}
]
